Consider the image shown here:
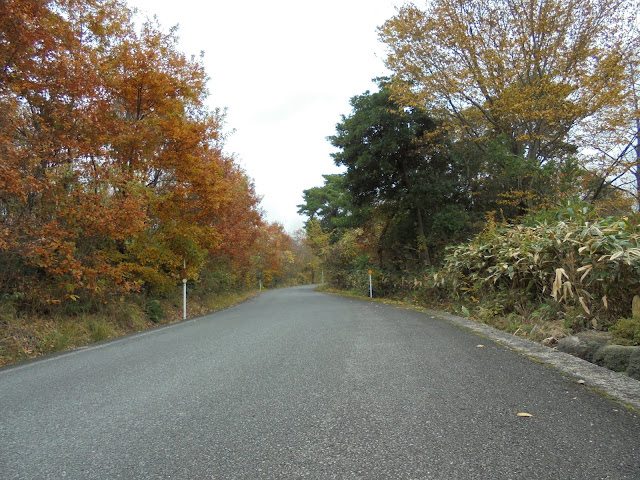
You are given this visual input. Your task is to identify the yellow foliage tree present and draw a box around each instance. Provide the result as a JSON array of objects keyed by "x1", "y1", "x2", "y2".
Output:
[
  {"x1": 578, "y1": 43, "x2": 640, "y2": 208},
  {"x1": 379, "y1": 0, "x2": 636, "y2": 168}
]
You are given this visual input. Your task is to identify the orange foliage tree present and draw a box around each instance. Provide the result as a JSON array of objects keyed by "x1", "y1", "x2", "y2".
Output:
[{"x1": 0, "y1": 0, "x2": 296, "y2": 310}]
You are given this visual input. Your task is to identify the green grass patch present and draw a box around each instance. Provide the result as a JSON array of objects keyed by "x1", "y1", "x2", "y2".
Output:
[{"x1": 610, "y1": 317, "x2": 640, "y2": 345}]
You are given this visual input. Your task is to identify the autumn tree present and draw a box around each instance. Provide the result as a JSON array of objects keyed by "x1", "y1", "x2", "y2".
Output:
[
  {"x1": 0, "y1": 0, "x2": 267, "y2": 309},
  {"x1": 288, "y1": 229, "x2": 318, "y2": 284},
  {"x1": 578, "y1": 41, "x2": 640, "y2": 209},
  {"x1": 379, "y1": 0, "x2": 637, "y2": 211},
  {"x1": 250, "y1": 222, "x2": 295, "y2": 287},
  {"x1": 0, "y1": 0, "x2": 144, "y2": 304}
]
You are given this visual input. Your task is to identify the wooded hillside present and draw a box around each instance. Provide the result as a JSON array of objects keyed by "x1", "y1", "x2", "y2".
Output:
[
  {"x1": 300, "y1": 0, "x2": 640, "y2": 344},
  {"x1": 0, "y1": 0, "x2": 311, "y2": 316}
]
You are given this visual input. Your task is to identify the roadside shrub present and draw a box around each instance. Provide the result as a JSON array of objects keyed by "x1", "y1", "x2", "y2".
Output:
[
  {"x1": 144, "y1": 299, "x2": 165, "y2": 324},
  {"x1": 610, "y1": 318, "x2": 640, "y2": 345},
  {"x1": 324, "y1": 229, "x2": 373, "y2": 290},
  {"x1": 438, "y1": 215, "x2": 640, "y2": 329}
]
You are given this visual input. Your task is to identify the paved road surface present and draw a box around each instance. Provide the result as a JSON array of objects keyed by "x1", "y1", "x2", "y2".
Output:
[{"x1": 1, "y1": 286, "x2": 639, "y2": 479}]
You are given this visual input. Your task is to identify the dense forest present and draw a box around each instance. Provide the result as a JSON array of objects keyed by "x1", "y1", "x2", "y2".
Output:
[
  {"x1": 0, "y1": 0, "x2": 315, "y2": 362},
  {"x1": 299, "y1": 0, "x2": 640, "y2": 345}
]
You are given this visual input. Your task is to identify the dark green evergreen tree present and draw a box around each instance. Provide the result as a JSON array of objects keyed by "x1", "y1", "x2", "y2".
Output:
[{"x1": 328, "y1": 85, "x2": 469, "y2": 267}]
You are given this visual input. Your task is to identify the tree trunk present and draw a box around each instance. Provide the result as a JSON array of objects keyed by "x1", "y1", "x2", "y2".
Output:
[
  {"x1": 377, "y1": 209, "x2": 398, "y2": 269},
  {"x1": 635, "y1": 116, "x2": 640, "y2": 212},
  {"x1": 400, "y1": 157, "x2": 431, "y2": 266},
  {"x1": 415, "y1": 204, "x2": 431, "y2": 267}
]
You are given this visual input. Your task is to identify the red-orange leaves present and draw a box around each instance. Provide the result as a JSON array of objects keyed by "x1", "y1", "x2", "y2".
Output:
[{"x1": 0, "y1": 0, "x2": 272, "y2": 308}]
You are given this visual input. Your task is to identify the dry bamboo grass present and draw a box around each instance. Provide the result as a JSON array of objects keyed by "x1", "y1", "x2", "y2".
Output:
[{"x1": 440, "y1": 216, "x2": 640, "y2": 327}]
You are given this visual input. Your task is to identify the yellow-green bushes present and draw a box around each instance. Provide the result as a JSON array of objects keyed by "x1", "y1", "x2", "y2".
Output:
[{"x1": 439, "y1": 216, "x2": 640, "y2": 329}]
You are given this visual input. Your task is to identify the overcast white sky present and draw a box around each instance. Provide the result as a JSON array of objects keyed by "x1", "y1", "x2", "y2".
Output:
[{"x1": 126, "y1": 0, "x2": 406, "y2": 232}]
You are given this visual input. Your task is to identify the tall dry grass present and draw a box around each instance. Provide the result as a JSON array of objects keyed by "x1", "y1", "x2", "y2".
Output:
[{"x1": 439, "y1": 216, "x2": 640, "y2": 330}]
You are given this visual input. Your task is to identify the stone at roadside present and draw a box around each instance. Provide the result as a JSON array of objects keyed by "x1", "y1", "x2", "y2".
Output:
[
  {"x1": 557, "y1": 331, "x2": 640, "y2": 381},
  {"x1": 557, "y1": 331, "x2": 614, "y2": 363},
  {"x1": 628, "y1": 349, "x2": 640, "y2": 380},
  {"x1": 592, "y1": 345, "x2": 634, "y2": 373}
]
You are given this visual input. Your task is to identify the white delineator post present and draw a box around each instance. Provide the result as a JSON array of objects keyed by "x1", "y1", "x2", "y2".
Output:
[
  {"x1": 368, "y1": 269, "x2": 373, "y2": 298},
  {"x1": 182, "y1": 258, "x2": 187, "y2": 320}
]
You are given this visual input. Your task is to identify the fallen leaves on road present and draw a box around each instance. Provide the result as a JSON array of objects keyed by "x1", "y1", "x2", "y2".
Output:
[
  {"x1": 515, "y1": 412, "x2": 534, "y2": 417},
  {"x1": 476, "y1": 344, "x2": 485, "y2": 348}
]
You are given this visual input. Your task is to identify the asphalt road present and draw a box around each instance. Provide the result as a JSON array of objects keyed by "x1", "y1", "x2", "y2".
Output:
[{"x1": 1, "y1": 285, "x2": 639, "y2": 479}]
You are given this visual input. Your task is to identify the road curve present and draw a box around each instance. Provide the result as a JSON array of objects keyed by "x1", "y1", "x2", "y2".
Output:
[{"x1": 1, "y1": 285, "x2": 639, "y2": 479}]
